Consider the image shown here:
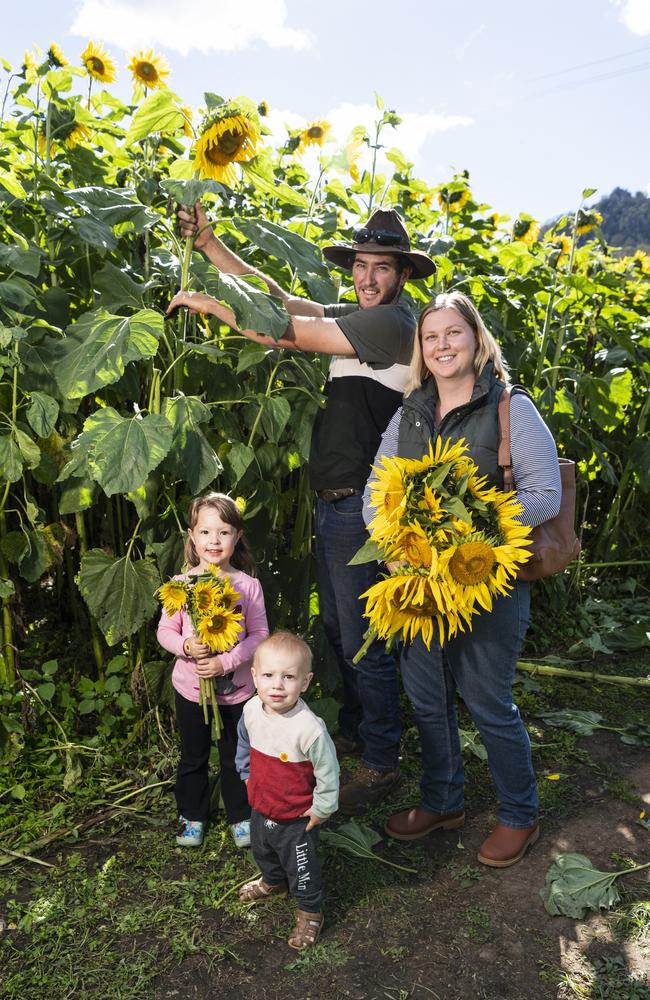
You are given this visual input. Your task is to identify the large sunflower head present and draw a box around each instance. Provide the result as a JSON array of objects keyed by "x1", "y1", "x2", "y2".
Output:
[
  {"x1": 193, "y1": 110, "x2": 261, "y2": 187},
  {"x1": 296, "y1": 119, "x2": 331, "y2": 156},
  {"x1": 48, "y1": 43, "x2": 68, "y2": 68},
  {"x1": 81, "y1": 41, "x2": 117, "y2": 84},
  {"x1": 512, "y1": 216, "x2": 540, "y2": 245},
  {"x1": 190, "y1": 580, "x2": 221, "y2": 617},
  {"x1": 196, "y1": 607, "x2": 243, "y2": 652},
  {"x1": 448, "y1": 538, "x2": 496, "y2": 586},
  {"x1": 158, "y1": 579, "x2": 189, "y2": 616},
  {"x1": 128, "y1": 49, "x2": 170, "y2": 90}
]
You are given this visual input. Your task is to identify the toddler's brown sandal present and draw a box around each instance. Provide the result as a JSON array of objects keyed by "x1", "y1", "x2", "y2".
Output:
[
  {"x1": 239, "y1": 876, "x2": 287, "y2": 903},
  {"x1": 287, "y1": 909, "x2": 324, "y2": 950}
]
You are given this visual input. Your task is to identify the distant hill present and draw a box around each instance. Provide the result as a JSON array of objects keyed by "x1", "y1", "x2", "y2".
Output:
[
  {"x1": 594, "y1": 187, "x2": 650, "y2": 254},
  {"x1": 546, "y1": 187, "x2": 650, "y2": 254}
]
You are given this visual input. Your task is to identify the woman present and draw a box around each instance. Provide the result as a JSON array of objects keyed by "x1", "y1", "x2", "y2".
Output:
[{"x1": 364, "y1": 291, "x2": 561, "y2": 867}]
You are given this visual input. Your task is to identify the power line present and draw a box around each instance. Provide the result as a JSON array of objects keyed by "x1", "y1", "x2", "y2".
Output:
[
  {"x1": 530, "y1": 59, "x2": 650, "y2": 99},
  {"x1": 531, "y1": 44, "x2": 650, "y2": 81}
]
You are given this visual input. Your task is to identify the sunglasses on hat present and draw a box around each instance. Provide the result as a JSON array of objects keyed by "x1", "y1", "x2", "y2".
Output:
[{"x1": 352, "y1": 227, "x2": 407, "y2": 248}]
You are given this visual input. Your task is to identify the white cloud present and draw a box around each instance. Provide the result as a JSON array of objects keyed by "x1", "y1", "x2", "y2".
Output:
[
  {"x1": 265, "y1": 102, "x2": 473, "y2": 174},
  {"x1": 611, "y1": 0, "x2": 650, "y2": 34},
  {"x1": 69, "y1": 0, "x2": 312, "y2": 54}
]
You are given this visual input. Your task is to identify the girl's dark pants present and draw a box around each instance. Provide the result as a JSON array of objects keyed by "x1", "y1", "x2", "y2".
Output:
[{"x1": 175, "y1": 691, "x2": 250, "y2": 825}]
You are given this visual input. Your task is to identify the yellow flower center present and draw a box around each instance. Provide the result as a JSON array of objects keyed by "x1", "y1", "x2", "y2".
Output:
[
  {"x1": 449, "y1": 541, "x2": 496, "y2": 585},
  {"x1": 89, "y1": 56, "x2": 105, "y2": 74},
  {"x1": 308, "y1": 126, "x2": 323, "y2": 139}
]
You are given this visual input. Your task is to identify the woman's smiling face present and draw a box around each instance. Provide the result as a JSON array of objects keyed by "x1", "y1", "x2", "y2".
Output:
[{"x1": 420, "y1": 307, "x2": 477, "y2": 383}]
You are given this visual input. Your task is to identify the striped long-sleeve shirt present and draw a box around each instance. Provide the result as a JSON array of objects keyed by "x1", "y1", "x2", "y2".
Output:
[{"x1": 363, "y1": 393, "x2": 561, "y2": 529}]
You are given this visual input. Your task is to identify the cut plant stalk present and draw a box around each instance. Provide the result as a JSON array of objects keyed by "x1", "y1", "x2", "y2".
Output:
[{"x1": 517, "y1": 660, "x2": 650, "y2": 688}]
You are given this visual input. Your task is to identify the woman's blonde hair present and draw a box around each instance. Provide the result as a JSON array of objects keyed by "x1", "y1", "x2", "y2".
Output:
[
  {"x1": 184, "y1": 492, "x2": 256, "y2": 576},
  {"x1": 405, "y1": 290, "x2": 510, "y2": 395}
]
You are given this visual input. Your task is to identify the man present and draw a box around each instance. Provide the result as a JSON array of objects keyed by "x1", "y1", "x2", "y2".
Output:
[{"x1": 168, "y1": 205, "x2": 435, "y2": 813}]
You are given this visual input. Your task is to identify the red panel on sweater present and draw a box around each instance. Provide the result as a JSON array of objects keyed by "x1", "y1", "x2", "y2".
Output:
[{"x1": 248, "y1": 746, "x2": 316, "y2": 821}]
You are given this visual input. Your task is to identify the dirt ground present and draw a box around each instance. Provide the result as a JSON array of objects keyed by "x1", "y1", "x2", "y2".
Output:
[{"x1": 154, "y1": 735, "x2": 650, "y2": 1000}]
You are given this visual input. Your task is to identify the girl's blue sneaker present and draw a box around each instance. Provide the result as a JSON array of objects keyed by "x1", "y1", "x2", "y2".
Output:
[
  {"x1": 176, "y1": 816, "x2": 204, "y2": 847},
  {"x1": 230, "y1": 819, "x2": 251, "y2": 848}
]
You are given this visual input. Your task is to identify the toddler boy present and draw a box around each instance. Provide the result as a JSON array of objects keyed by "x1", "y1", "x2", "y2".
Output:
[{"x1": 235, "y1": 631, "x2": 339, "y2": 949}]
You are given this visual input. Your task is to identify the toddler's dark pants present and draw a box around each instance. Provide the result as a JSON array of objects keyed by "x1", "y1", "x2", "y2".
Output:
[
  {"x1": 175, "y1": 691, "x2": 250, "y2": 825},
  {"x1": 251, "y1": 809, "x2": 323, "y2": 912}
]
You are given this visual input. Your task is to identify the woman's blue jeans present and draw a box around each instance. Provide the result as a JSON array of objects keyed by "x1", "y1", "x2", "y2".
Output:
[
  {"x1": 400, "y1": 581, "x2": 538, "y2": 828},
  {"x1": 315, "y1": 494, "x2": 400, "y2": 772}
]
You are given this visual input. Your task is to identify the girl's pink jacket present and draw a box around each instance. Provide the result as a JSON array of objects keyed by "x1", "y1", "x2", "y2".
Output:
[{"x1": 156, "y1": 570, "x2": 269, "y2": 705}]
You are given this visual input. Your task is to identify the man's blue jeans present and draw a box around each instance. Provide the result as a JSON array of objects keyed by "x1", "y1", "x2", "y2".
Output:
[
  {"x1": 315, "y1": 494, "x2": 400, "y2": 772},
  {"x1": 400, "y1": 581, "x2": 538, "y2": 828}
]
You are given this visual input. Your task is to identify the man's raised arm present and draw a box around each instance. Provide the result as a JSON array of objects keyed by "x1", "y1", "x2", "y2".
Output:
[
  {"x1": 166, "y1": 289, "x2": 356, "y2": 357},
  {"x1": 178, "y1": 203, "x2": 324, "y2": 318}
]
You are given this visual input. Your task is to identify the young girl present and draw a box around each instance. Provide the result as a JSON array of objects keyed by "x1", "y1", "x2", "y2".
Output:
[{"x1": 157, "y1": 493, "x2": 269, "y2": 849}]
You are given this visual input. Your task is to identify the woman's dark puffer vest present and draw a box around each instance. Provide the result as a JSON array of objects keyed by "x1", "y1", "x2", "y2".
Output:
[{"x1": 397, "y1": 361, "x2": 506, "y2": 490}]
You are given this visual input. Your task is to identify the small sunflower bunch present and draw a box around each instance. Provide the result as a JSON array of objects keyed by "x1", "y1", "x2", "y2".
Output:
[
  {"x1": 193, "y1": 99, "x2": 262, "y2": 187},
  {"x1": 158, "y1": 567, "x2": 243, "y2": 728},
  {"x1": 356, "y1": 438, "x2": 532, "y2": 658}
]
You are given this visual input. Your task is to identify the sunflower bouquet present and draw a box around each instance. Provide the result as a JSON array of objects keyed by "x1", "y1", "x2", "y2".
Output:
[
  {"x1": 355, "y1": 437, "x2": 533, "y2": 658},
  {"x1": 158, "y1": 567, "x2": 243, "y2": 731}
]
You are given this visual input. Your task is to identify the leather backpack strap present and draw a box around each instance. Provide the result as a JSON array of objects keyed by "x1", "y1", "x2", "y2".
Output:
[{"x1": 498, "y1": 387, "x2": 514, "y2": 491}]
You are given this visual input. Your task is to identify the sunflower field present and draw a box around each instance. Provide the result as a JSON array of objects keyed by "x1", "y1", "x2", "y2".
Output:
[{"x1": 0, "y1": 43, "x2": 649, "y2": 796}]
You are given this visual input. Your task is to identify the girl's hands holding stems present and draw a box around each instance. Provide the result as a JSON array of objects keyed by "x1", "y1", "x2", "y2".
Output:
[
  {"x1": 194, "y1": 655, "x2": 225, "y2": 679},
  {"x1": 183, "y1": 636, "x2": 210, "y2": 659}
]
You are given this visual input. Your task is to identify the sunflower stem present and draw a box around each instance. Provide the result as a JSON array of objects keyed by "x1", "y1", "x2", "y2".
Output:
[
  {"x1": 517, "y1": 661, "x2": 650, "y2": 688},
  {"x1": 353, "y1": 629, "x2": 377, "y2": 665}
]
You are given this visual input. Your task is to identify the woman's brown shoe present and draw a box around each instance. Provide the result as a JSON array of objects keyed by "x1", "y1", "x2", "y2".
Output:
[
  {"x1": 384, "y1": 805, "x2": 465, "y2": 840},
  {"x1": 477, "y1": 822, "x2": 539, "y2": 867}
]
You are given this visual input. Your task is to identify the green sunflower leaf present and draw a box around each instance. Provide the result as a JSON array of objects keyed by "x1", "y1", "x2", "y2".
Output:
[
  {"x1": 194, "y1": 260, "x2": 289, "y2": 341},
  {"x1": 82, "y1": 410, "x2": 173, "y2": 497},
  {"x1": 161, "y1": 178, "x2": 226, "y2": 206},
  {"x1": 241, "y1": 153, "x2": 308, "y2": 209},
  {"x1": 125, "y1": 89, "x2": 185, "y2": 144},
  {"x1": 78, "y1": 549, "x2": 161, "y2": 645},
  {"x1": 235, "y1": 217, "x2": 331, "y2": 279},
  {"x1": 348, "y1": 539, "x2": 385, "y2": 566},
  {"x1": 536, "y1": 709, "x2": 603, "y2": 736},
  {"x1": 161, "y1": 394, "x2": 222, "y2": 493},
  {"x1": 26, "y1": 392, "x2": 59, "y2": 438},
  {"x1": 52, "y1": 309, "x2": 163, "y2": 398},
  {"x1": 540, "y1": 853, "x2": 621, "y2": 919}
]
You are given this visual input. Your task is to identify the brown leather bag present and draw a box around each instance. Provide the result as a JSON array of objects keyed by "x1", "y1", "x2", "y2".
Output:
[{"x1": 498, "y1": 388, "x2": 581, "y2": 581}]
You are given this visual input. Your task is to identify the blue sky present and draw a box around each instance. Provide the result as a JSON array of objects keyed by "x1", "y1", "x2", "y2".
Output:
[{"x1": 3, "y1": 0, "x2": 649, "y2": 224}]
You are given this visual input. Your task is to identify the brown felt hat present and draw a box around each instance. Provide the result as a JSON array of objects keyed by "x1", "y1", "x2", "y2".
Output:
[{"x1": 322, "y1": 208, "x2": 435, "y2": 280}]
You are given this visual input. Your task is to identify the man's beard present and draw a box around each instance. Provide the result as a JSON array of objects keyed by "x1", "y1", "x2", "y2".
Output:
[{"x1": 355, "y1": 275, "x2": 403, "y2": 308}]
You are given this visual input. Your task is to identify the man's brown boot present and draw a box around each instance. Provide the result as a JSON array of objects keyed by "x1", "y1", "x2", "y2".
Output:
[
  {"x1": 477, "y1": 822, "x2": 540, "y2": 867},
  {"x1": 384, "y1": 805, "x2": 465, "y2": 841},
  {"x1": 338, "y1": 766, "x2": 400, "y2": 815}
]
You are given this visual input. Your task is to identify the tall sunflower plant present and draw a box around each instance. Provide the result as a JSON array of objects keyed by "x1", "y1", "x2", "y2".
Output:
[
  {"x1": 165, "y1": 95, "x2": 264, "y2": 291},
  {"x1": 352, "y1": 438, "x2": 533, "y2": 661},
  {"x1": 157, "y1": 567, "x2": 244, "y2": 734}
]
